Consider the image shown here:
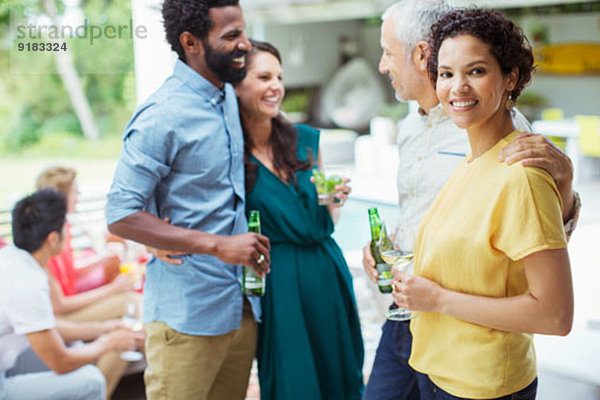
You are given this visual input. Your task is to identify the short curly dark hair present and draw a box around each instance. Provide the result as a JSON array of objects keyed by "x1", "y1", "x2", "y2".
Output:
[
  {"x1": 427, "y1": 9, "x2": 534, "y2": 100},
  {"x1": 162, "y1": 0, "x2": 240, "y2": 62}
]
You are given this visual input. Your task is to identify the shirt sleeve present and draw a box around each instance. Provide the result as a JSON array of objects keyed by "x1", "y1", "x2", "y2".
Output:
[
  {"x1": 106, "y1": 109, "x2": 176, "y2": 224},
  {"x1": 511, "y1": 108, "x2": 532, "y2": 133},
  {"x1": 492, "y1": 166, "x2": 567, "y2": 261},
  {"x1": 563, "y1": 190, "x2": 581, "y2": 242},
  {"x1": 8, "y1": 280, "x2": 55, "y2": 335}
]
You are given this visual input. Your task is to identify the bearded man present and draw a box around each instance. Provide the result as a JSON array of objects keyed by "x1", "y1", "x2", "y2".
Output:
[{"x1": 105, "y1": 1, "x2": 271, "y2": 399}]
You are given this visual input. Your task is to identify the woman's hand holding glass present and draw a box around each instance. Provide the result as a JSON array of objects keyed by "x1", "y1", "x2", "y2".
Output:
[
  {"x1": 378, "y1": 221, "x2": 417, "y2": 321},
  {"x1": 332, "y1": 177, "x2": 351, "y2": 207},
  {"x1": 310, "y1": 171, "x2": 351, "y2": 207},
  {"x1": 391, "y1": 269, "x2": 443, "y2": 314}
]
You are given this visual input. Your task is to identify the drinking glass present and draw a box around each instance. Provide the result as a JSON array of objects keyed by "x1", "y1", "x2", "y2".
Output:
[
  {"x1": 312, "y1": 170, "x2": 343, "y2": 205},
  {"x1": 120, "y1": 261, "x2": 143, "y2": 291},
  {"x1": 378, "y1": 221, "x2": 418, "y2": 321},
  {"x1": 120, "y1": 301, "x2": 144, "y2": 362}
]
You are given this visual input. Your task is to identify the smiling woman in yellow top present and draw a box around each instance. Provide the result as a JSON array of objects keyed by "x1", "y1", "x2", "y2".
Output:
[{"x1": 391, "y1": 9, "x2": 574, "y2": 400}]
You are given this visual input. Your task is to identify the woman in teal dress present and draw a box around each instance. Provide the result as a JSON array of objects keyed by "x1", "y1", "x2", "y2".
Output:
[{"x1": 235, "y1": 40, "x2": 364, "y2": 400}]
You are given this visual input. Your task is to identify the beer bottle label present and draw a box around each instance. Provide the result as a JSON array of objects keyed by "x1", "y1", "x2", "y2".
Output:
[
  {"x1": 378, "y1": 277, "x2": 392, "y2": 286},
  {"x1": 376, "y1": 263, "x2": 393, "y2": 292},
  {"x1": 376, "y1": 263, "x2": 391, "y2": 274},
  {"x1": 245, "y1": 281, "x2": 263, "y2": 289},
  {"x1": 244, "y1": 273, "x2": 262, "y2": 288}
]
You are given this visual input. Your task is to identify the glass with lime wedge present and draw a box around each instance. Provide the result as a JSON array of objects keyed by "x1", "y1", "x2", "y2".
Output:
[{"x1": 312, "y1": 170, "x2": 343, "y2": 205}]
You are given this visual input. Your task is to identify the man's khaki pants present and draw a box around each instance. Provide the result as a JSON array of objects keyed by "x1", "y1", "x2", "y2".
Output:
[{"x1": 144, "y1": 301, "x2": 257, "y2": 400}]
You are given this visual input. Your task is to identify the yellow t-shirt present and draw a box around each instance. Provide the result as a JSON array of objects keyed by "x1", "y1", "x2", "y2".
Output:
[{"x1": 409, "y1": 131, "x2": 567, "y2": 399}]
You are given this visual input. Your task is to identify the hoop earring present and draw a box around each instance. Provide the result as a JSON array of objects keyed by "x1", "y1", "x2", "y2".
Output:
[{"x1": 505, "y1": 94, "x2": 516, "y2": 111}]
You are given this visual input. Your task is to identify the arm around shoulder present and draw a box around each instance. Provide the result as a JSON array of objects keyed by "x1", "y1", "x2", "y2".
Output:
[{"x1": 498, "y1": 132, "x2": 577, "y2": 224}]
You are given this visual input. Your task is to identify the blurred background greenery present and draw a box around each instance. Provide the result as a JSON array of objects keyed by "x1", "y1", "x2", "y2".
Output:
[{"x1": 0, "y1": 0, "x2": 135, "y2": 157}]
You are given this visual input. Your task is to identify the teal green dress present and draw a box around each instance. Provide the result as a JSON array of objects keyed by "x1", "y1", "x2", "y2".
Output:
[{"x1": 246, "y1": 124, "x2": 364, "y2": 400}]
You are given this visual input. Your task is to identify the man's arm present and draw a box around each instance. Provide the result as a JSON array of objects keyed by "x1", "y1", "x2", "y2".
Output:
[
  {"x1": 499, "y1": 133, "x2": 578, "y2": 225},
  {"x1": 26, "y1": 327, "x2": 136, "y2": 374},
  {"x1": 107, "y1": 122, "x2": 271, "y2": 275},
  {"x1": 55, "y1": 319, "x2": 121, "y2": 343},
  {"x1": 108, "y1": 211, "x2": 271, "y2": 276}
]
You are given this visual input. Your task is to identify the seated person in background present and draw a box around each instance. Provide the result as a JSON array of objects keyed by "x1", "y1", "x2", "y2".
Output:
[
  {"x1": 38, "y1": 166, "x2": 120, "y2": 293},
  {"x1": 0, "y1": 188, "x2": 140, "y2": 400},
  {"x1": 35, "y1": 166, "x2": 141, "y2": 321}
]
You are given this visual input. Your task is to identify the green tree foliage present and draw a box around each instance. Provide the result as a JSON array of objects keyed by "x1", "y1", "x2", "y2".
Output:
[{"x1": 0, "y1": 0, "x2": 136, "y2": 153}]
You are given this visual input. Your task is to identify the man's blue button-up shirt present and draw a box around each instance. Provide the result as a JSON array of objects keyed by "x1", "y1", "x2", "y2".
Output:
[{"x1": 106, "y1": 60, "x2": 260, "y2": 335}]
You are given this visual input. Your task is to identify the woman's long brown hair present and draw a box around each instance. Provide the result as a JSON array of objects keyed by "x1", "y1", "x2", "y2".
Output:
[{"x1": 241, "y1": 40, "x2": 313, "y2": 192}]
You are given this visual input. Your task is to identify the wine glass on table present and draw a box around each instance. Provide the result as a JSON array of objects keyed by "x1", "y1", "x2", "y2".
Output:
[
  {"x1": 378, "y1": 221, "x2": 417, "y2": 321},
  {"x1": 119, "y1": 260, "x2": 143, "y2": 292},
  {"x1": 120, "y1": 301, "x2": 144, "y2": 362}
]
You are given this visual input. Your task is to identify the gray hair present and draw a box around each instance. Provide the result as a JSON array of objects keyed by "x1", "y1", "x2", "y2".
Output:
[{"x1": 382, "y1": 0, "x2": 455, "y2": 53}]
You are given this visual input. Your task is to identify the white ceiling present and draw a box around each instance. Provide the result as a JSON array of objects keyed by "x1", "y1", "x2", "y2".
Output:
[
  {"x1": 452, "y1": 0, "x2": 589, "y2": 7},
  {"x1": 240, "y1": 0, "x2": 591, "y2": 24}
]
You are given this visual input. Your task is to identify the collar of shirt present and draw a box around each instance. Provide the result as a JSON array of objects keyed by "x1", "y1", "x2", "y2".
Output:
[
  {"x1": 419, "y1": 104, "x2": 447, "y2": 125},
  {"x1": 173, "y1": 59, "x2": 226, "y2": 106},
  {"x1": 395, "y1": 105, "x2": 468, "y2": 253}
]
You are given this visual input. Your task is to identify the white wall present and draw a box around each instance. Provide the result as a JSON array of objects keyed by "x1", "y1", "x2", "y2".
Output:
[
  {"x1": 253, "y1": 20, "x2": 396, "y2": 104},
  {"x1": 527, "y1": 76, "x2": 600, "y2": 116},
  {"x1": 131, "y1": 0, "x2": 176, "y2": 105},
  {"x1": 264, "y1": 12, "x2": 600, "y2": 113},
  {"x1": 132, "y1": 3, "x2": 600, "y2": 116},
  {"x1": 258, "y1": 20, "x2": 363, "y2": 88},
  {"x1": 519, "y1": 12, "x2": 600, "y2": 117}
]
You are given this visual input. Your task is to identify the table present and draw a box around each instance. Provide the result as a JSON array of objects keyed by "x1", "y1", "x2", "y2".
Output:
[{"x1": 531, "y1": 119, "x2": 581, "y2": 184}]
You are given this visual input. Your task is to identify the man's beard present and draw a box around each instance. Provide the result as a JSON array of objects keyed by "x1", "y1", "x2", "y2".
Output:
[{"x1": 203, "y1": 42, "x2": 248, "y2": 85}]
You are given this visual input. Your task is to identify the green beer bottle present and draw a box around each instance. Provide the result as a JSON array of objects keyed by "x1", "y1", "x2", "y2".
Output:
[
  {"x1": 243, "y1": 210, "x2": 265, "y2": 297},
  {"x1": 368, "y1": 208, "x2": 393, "y2": 294}
]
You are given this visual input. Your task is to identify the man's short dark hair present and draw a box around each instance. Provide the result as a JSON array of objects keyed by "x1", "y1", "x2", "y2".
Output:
[
  {"x1": 12, "y1": 188, "x2": 67, "y2": 253},
  {"x1": 162, "y1": 0, "x2": 240, "y2": 61}
]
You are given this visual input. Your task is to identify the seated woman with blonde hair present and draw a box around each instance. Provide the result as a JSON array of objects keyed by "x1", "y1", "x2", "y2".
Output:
[{"x1": 35, "y1": 165, "x2": 141, "y2": 322}]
